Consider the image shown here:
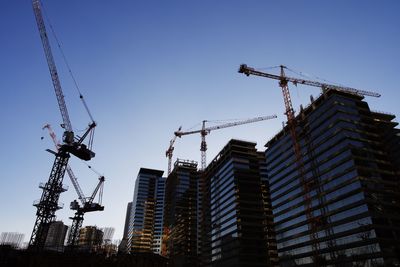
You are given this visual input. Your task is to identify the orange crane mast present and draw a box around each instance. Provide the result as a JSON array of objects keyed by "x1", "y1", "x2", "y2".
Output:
[
  {"x1": 238, "y1": 64, "x2": 380, "y2": 265},
  {"x1": 174, "y1": 115, "x2": 277, "y2": 171}
]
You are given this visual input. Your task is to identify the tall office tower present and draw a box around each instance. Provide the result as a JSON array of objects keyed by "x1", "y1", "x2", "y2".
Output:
[
  {"x1": 265, "y1": 89, "x2": 400, "y2": 266},
  {"x1": 78, "y1": 226, "x2": 103, "y2": 251},
  {"x1": 128, "y1": 168, "x2": 165, "y2": 254},
  {"x1": 44, "y1": 221, "x2": 68, "y2": 252},
  {"x1": 201, "y1": 139, "x2": 278, "y2": 267},
  {"x1": 163, "y1": 159, "x2": 199, "y2": 267}
]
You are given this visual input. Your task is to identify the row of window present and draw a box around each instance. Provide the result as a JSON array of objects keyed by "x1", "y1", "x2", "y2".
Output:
[
  {"x1": 274, "y1": 182, "x2": 363, "y2": 229},
  {"x1": 276, "y1": 203, "x2": 369, "y2": 240},
  {"x1": 267, "y1": 95, "x2": 360, "y2": 168},
  {"x1": 280, "y1": 243, "x2": 382, "y2": 266},
  {"x1": 277, "y1": 216, "x2": 373, "y2": 250},
  {"x1": 271, "y1": 158, "x2": 356, "y2": 209}
]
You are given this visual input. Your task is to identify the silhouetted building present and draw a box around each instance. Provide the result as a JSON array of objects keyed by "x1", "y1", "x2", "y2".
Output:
[
  {"x1": 265, "y1": 89, "x2": 400, "y2": 266},
  {"x1": 78, "y1": 226, "x2": 103, "y2": 251},
  {"x1": 163, "y1": 159, "x2": 199, "y2": 267},
  {"x1": 128, "y1": 168, "x2": 165, "y2": 254},
  {"x1": 0, "y1": 246, "x2": 169, "y2": 267},
  {"x1": 44, "y1": 221, "x2": 68, "y2": 252},
  {"x1": 201, "y1": 140, "x2": 278, "y2": 267}
]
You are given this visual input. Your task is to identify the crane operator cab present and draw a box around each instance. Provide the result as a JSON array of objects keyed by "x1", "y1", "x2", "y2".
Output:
[{"x1": 61, "y1": 130, "x2": 95, "y2": 161}]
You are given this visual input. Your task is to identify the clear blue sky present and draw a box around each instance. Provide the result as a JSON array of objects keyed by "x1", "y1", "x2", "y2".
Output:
[{"x1": 1, "y1": 0, "x2": 399, "y2": 244}]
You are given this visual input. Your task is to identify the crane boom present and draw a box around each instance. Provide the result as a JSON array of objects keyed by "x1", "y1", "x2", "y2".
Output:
[
  {"x1": 239, "y1": 64, "x2": 381, "y2": 98},
  {"x1": 32, "y1": 0, "x2": 72, "y2": 133},
  {"x1": 174, "y1": 115, "x2": 277, "y2": 170},
  {"x1": 175, "y1": 115, "x2": 277, "y2": 137},
  {"x1": 89, "y1": 176, "x2": 105, "y2": 204}
]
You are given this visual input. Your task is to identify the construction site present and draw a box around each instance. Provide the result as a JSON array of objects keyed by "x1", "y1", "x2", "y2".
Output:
[{"x1": 1, "y1": 1, "x2": 399, "y2": 267}]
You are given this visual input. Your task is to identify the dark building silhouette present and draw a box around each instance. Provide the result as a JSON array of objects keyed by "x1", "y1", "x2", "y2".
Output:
[
  {"x1": 201, "y1": 140, "x2": 278, "y2": 267},
  {"x1": 265, "y1": 89, "x2": 400, "y2": 266},
  {"x1": 44, "y1": 221, "x2": 68, "y2": 252},
  {"x1": 163, "y1": 159, "x2": 199, "y2": 267},
  {"x1": 0, "y1": 245, "x2": 169, "y2": 267}
]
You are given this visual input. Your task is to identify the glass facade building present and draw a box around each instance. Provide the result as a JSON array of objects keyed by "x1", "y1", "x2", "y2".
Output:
[
  {"x1": 128, "y1": 168, "x2": 165, "y2": 254},
  {"x1": 265, "y1": 90, "x2": 400, "y2": 266},
  {"x1": 202, "y1": 139, "x2": 278, "y2": 267},
  {"x1": 163, "y1": 159, "x2": 199, "y2": 267}
]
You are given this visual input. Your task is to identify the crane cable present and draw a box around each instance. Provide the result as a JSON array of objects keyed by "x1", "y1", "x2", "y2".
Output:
[
  {"x1": 285, "y1": 66, "x2": 344, "y2": 87},
  {"x1": 41, "y1": 1, "x2": 95, "y2": 123}
]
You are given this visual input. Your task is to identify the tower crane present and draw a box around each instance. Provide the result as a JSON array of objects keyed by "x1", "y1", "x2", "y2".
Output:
[
  {"x1": 166, "y1": 127, "x2": 182, "y2": 176},
  {"x1": 174, "y1": 115, "x2": 277, "y2": 170},
  {"x1": 42, "y1": 124, "x2": 104, "y2": 247},
  {"x1": 30, "y1": 0, "x2": 97, "y2": 250},
  {"x1": 238, "y1": 64, "x2": 380, "y2": 264},
  {"x1": 68, "y1": 176, "x2": 105, "y2": 247}
]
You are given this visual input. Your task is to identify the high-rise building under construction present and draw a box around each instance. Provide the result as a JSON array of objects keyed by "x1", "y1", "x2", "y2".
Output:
[
  {"x1": 128, "y1": 168, "x2": 165, "y2": 254},
  {"x1": 265, "y1": 90, "x2": 400, "y2": 266},
  {"x1": 201, "y1": 139, "x2": 278, "y2": 267},
  {"x1": 163, "y1": 159, "x2": 200, "y2": 266}
]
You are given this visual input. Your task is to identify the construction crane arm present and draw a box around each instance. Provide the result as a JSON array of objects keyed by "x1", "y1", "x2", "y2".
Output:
[
  {"x1": 32, "y1": 0, "x2": 72, "y2": 133},
  {"x1": 205, "y1": 115, "x2": 277, "y2": 132},
  {"x1": 238, "y1": 64, "x2": 381, "y2": 98},
  {"x1": 66, "y1": 167, "x2": 86, "y2": 206},
  {"x1": 175, "y1": 115, "x2": 277, "y2": 137},
  {"x1": 166, "y1": 127, "x2": 182, "y2": 157},
  {"x1": 88, "y1": 176, "x2": 105, "y2": 205}
]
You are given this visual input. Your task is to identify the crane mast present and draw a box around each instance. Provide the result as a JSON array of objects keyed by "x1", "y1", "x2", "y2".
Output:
[
  {"x1": 174, "y1": 115, "x2": 277, "y2": 170},
  {"x1": 238, "y1": 64, "x2": 380, "y2": 265},
  {"x1": 67, "y1": 176, "x2": 105, "y2": 247},
  {"x1": 166, "y1": 127, "x2": 182, "y2": 175},
  {"x1": 29, "y1": 0, "x2": 96, "y2": 250},
  {"x1": 43, "y1": 124, "x2": 86, "y2": 205},
  {"x1": 42, "y1": 124, "x2": 104, "y2": 247}
]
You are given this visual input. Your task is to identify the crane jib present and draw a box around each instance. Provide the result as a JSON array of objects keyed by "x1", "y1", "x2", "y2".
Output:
[
  {"x1": 32, "y1": 0, "x2": 73, "y2": 133},
  {"x1": 239, "y1": 64, "x2": 381, "y2": 98}
]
